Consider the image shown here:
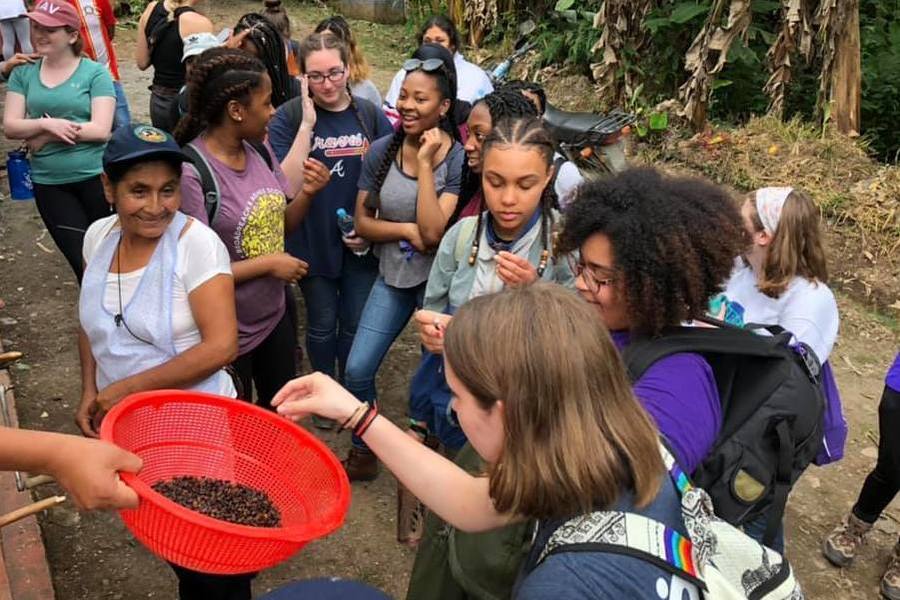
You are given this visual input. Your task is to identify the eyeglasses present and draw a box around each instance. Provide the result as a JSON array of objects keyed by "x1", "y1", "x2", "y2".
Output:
[
  {"x1": 307, "y1": 68, "x2": 347, "y2": 84},
  {"x1": 403, "y1": 58, "x2": 446, "y2": 73},
  {"x1": 567, "y1": 255, "x2": 618, "y2": 294}
]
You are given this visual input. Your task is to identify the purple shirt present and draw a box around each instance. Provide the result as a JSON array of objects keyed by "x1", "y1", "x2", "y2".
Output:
[
  {"x1": 611, "y1": 331, "x2": 721, "y2": 473},
  {"x1": 180, "y1": 138, "x2": 289, "y2": 355},
  {"x1": 887, "y1": 353, "x2": 900, "y2": 393}
]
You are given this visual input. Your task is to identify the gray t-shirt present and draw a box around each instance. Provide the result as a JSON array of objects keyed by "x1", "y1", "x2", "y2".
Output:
[
  {"x1": 359, "y1": 133, "x2": 465, "y2": 289},
  {"x1": 351, "y1": 79, "x2": 383, "y2": 108}
]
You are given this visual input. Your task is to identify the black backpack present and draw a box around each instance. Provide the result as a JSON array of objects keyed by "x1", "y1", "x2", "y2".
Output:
[
  {"x1": 622, "y1": 319, "x2": 825, "y2": 547},
  {"x1": 181, "y1": 140, "x2": 274, "y2": 225}
]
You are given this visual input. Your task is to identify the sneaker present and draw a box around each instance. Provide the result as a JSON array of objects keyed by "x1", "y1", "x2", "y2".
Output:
[
  {"x1": 342, "y1": 446, "x2": 378, "y2": 482},
  {"x1": 882, "y1": 541, "x2": 900, "y2": 599},
  {"x1": 823, "y1": 512, "x2": 873, "y2": 568}
]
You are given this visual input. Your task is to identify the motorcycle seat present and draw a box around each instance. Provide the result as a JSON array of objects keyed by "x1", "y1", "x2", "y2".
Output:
[{"x1": 543, "y1": 102, "x2": 634, "y2": 144}]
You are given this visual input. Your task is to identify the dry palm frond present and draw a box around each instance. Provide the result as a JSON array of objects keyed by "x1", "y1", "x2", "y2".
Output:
[
  {"x1": 815, "y1": 0, "x2": 844, "y2": 118},
  {"x1": 590, "y1": 0, "x2": 655, "y2": 106},
  {"x1": 764, "y1": 0, "x2": 814, "y2": 117},
  {"x1": 464, "y1": 0, "x2": 498, "y2": 48},
  {"x1": 678, "y1": 0, "x2": 753, "y2": 129}
]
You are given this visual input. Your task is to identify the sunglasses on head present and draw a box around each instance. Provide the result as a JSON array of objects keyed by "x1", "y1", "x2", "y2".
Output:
[{"x1": 403, "y1": 58, "x2": 446, "y2": 73}]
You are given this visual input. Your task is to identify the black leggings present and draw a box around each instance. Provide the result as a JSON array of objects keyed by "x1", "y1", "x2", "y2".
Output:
[
  {"x1": 853, "y1": 385, "x2": 900, "y2": 523},
  {"x1": 232, "y1": 303, "x2": 297, "y2": 410},
  {"x1": 170, "y1": 565, "x2": 254, "y2": 600},
  {"x1": 32, "y1": 177, "x2": 111, "y2": 282}
]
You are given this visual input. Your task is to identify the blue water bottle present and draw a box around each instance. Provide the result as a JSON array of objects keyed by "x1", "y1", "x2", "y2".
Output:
[
  {"x1": 336, "y1": 208, "x2": 369, "y2": 256},
  {"x1": 6, "y1": 149, "x2": 34, "y2": 201}
]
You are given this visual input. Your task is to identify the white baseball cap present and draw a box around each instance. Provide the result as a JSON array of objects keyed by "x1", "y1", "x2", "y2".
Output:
[{"x1": 182, "y1": 31, "x2": 229, "y2": 62}]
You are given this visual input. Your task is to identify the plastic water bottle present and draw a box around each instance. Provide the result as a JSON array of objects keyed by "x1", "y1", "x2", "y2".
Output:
[
  {"x1": 6, "y1": 150, "x2": 34, "y2": 201},
  {"x1": 336, "y1": 208, "x2": 369, "y2": 256}
]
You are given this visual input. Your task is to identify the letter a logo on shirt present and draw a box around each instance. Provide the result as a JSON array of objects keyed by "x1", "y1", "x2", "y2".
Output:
[{"x1": 330, "y1": 160, "x2": 346, "y2": 179}]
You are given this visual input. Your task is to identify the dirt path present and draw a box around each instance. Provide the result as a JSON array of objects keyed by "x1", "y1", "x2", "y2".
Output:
[{"x1": 0, "y1": 2, "x2": 898, "y2": 598}]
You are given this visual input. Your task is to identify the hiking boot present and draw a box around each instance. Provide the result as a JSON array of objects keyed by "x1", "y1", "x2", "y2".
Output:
[
  {"x1": 823, "y1": 512, "x2": 873, "y2": 568},
  {"x1": 311, "y1": 415, "x2": 336, "y2": 430},
  {"x1": 883, "y1": 541, "x2": 900, "y2": 600},
  {"x1": 343, "y1": 446, "x2": 378, "y2": 482}
]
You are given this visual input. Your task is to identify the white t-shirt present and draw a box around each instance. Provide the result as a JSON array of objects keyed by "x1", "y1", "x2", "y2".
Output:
[
  {"x1": 717, "y1": 261, "x2": 839, "y2": 362},
  {"x1": 83, "y1": 214, "x2": 235, "y2": 395},
  {"x1": 384, "y1": 52, "x2": 494, "y2": 107},
  {"x1": 0, "y1": 1, "x2": 27, "y2": 20},
  {"x1": 554, "y1": 157, "x2": 583, "y2": 209}
]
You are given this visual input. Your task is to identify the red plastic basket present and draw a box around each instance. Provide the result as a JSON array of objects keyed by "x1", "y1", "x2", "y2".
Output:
[{"x1": 99, "y1": 390, "x2": 350, "y2": 574}]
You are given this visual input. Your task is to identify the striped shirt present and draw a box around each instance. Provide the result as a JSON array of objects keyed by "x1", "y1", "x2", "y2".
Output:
[{"x1": 68, "y1": 0, "x2": 120, "y2": 81}]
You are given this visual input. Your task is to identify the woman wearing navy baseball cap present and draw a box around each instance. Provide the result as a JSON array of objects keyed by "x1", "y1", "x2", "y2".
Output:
[{"x1": 75, "y1": 124, "x2": 248, "y2": 600}]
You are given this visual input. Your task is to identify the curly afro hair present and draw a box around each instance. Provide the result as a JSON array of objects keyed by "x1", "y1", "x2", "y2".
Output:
[{"x1": 557, "y1": 167, "x2": 747, "y2": 336}]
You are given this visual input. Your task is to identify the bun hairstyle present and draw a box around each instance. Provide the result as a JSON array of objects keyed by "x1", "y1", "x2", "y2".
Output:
[
  {"x1": 234, "y1": 12, "x2": 294, "y2": 108},
  {"x1": 468, "y1": 117, "x2": 556, "y2": 275},
  {"x1": 314, "y1": 15, "x2": 371, "y2": 84},
  {"x1": 298, "y1": 32, "x2": 373, "y2": 144},
  {"x1": 261, "y1": 0, "x2": 292, "y2": 38},
  {"x1": 174, "y1": 48, "x2": 268, "y2": 146},
  {"x1": 418, "y1": 14, "x2": 461, "y2": 53}
]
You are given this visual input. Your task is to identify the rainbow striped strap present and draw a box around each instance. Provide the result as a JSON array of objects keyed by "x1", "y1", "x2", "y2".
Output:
[
  {"x1": 659, "y1": 442, "x2": 695, "y2": 495},
  {"x1": 537, "y1": 511, "x2": 702, "y2": 584}
]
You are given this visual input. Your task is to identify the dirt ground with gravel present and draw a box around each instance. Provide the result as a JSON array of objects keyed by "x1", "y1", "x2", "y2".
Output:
[{"x1": 0, "y1": 1, "x2": 898, "y2": 598}]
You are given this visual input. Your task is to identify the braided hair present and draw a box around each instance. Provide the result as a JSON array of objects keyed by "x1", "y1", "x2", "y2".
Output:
[
  {"x1": 261, "y1": 0, "x2": 291, "y2": 38},
  {"x1": 298, "y1": 32, "x2": 373, "y2": 146},
  {"x1": 368, "y1": 58, "x2": 460, "y2": 201},
  {"x1": 174, "y1": 48, "x2": 267, "y2": 146},
  {"x1": 468, "y1": 117, "x2": 556, "y2": 276},
  {"x1": 501, "y1": 80, "x2": 547, "y2": 116},
  {"x1": 453, "y1": 89, "x2": 539, "y2": 224},
  {"x1": 235, "y1": 13, "x2": 295, "y2": 108},
  {"x1": 314, "y1": 15, "x2": 372, "y2": 84}
]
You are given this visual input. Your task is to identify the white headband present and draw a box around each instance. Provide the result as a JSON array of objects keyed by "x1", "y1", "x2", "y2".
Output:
[{"x1": 755, "y1": 187, "x2": 793, "y2": 234}]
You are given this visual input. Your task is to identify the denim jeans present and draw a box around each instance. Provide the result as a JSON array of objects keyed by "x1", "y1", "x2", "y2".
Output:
[
  {"x1": 298, "y1": 252, "x2": 378, "y2": 382},
  {"x1": 743, "y1": 513, "x2": 785, "y2": 554},
  {"x1": 112, "y1": 80, "x2": 131, "y2": 131},
  {"x1": 344, "y1": 276, "x2": 425, "y2": 448}
]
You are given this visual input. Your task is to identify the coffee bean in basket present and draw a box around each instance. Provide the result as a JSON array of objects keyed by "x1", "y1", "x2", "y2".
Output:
[{"x1": 151, "y1": 476, "x2": 282, "y2": 528}]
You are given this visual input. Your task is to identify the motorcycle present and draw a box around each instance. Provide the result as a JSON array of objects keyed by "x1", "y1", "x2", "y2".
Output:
[{"x1": 489, "y1": 20, "x2": 635, "y2": 177}]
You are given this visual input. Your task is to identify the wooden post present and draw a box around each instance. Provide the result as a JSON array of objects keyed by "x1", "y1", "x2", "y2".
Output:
[{"x1": 830, "y1": 0, "x2": 861, "y2": 135}]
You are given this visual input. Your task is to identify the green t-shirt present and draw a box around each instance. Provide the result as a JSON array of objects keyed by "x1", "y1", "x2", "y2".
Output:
[{"x1": 7, "y1": 58, "x2": 115, "y2": 185}]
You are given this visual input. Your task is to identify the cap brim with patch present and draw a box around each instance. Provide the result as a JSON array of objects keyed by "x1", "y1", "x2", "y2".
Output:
[{"x1": 105, "y1": 148, "x2": 192, "y2": 169}]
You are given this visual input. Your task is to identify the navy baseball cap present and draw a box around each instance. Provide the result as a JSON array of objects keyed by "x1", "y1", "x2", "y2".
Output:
[{"x1": 103, "y1": 124, "x2": 191, "y2": 170}]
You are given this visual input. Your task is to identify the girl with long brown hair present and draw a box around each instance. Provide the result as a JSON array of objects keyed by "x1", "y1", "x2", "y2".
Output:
[
  {"x1": 273, "y1": 283, "x2": 699, "y2": 598},
  {"x1": 710, "y1": 186, "x2": 844, "y2": 551},
  {"x1": 712, "y1": 187, "x2": 837, "y2": 362}
]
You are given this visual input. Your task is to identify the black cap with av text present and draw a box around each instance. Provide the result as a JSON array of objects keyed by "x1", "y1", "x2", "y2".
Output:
[{"x1": 103, "y1": 124, "x2": 191, "y2": 170}]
